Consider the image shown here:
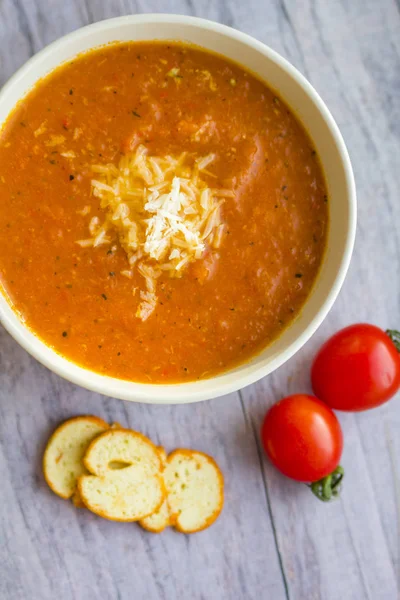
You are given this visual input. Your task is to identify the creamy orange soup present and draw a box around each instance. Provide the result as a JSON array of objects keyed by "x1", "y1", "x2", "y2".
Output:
[{"x1": 0, "y1": 42, "x2": 328, "y2": 382}]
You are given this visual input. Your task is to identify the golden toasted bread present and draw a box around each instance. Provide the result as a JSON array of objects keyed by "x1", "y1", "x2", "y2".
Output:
[
  {"x1": 43, "y1": 416, "x2": 109, "y2": 500},
  {"x1": 166, "y1": 449, "x2": 224, "y2": 533},
  {"x1": 78, "y1": 429, "x2": 165, "y2": 522},
  {"x1": 140, "y1": 448, "x2": 224, "y2": 534},
  {"x1": 139, "y1": 447, "x2": 171, "y2": 533},
  {"x1": 71, "y1": 489, "x2": 86, "y2": 508}
]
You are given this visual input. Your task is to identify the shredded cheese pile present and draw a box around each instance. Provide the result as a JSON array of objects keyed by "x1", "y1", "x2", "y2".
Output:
[{"x1": 77, "y1": 145, "x2": 234, "y2": 321}]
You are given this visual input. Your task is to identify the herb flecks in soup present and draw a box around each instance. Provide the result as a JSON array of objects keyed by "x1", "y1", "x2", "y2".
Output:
[
  {"x1": 0, "y1": 42, "x2": 328, "y2": 383},
  {"x1": 81, "y1": 146, "x2": 230, "y2": 321}
]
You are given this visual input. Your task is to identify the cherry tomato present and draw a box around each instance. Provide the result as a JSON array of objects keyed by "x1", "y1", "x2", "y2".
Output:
[
  {"x1": 261, "y1": 394, "x2": 343, "y2": 482},
  {"x1": 312, "y1": 324, "x2": 400, "y2": 411}
]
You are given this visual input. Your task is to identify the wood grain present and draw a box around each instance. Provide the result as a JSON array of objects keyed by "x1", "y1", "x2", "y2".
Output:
[{"x1": 0, "y1": 1, "x2": 399, "y2": 599}]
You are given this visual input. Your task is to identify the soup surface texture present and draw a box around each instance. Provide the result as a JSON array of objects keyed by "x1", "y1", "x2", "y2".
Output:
[{"x1": 0, "y1": 42, "x2": 328, "y2": 383}]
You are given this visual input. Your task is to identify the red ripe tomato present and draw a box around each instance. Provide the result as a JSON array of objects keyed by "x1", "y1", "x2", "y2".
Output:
[
  {"x1": 312, "y1": 324, "x2": 400, "y2": 411},
  {"x1": 261, "y1": 394, "x2": 343, "y2": 482}
]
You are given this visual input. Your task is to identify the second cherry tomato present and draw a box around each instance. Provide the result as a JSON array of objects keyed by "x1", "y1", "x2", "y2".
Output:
[{"x1": 261, "y1": 394, "x2": 343, "y2": 482}]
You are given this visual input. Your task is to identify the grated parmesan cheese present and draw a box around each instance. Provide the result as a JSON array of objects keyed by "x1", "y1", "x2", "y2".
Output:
[
  {"x1": 77, "y1": 205, "x2": 91, "y2": 216},
  {"x1": 34, "y1": 121, "x2": 47, "y2": 137},
  {"x1": 167, "y1": 67, "x2": 180, "y2": 78},
  {"x1": 45, "y1": 134, "x2": 66, "y2": 147},
  {"x1": 73, "y1": 128, "x2": 83, "y2": 140},
  {"x1": 77, "y1": 145, "x2": 233, "y2": 321}
]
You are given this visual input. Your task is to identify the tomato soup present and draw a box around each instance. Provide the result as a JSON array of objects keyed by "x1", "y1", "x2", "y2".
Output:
[{"x1": 0, "y1": 42, "x2": 328, "y2": 383}]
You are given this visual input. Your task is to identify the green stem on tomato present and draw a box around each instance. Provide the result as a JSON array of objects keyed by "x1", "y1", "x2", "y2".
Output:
[
  {"x1": 307, "y1": 466, "x2": 344, "y2": 502},
  {"x1": 386, "y1": 330, "x2": 400, "y2": 352}
]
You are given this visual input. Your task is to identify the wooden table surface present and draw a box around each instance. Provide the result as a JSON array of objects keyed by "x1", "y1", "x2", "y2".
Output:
[{"x1": 1, "y1": 1, "x2": 399, "y2": 599}]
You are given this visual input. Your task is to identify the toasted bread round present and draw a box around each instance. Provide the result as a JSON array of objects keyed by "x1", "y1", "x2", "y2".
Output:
[
  {"x1": 139, "y1": 447, "x2": 171, "y2": 533},
  {"x1": 43, "y1": 416, "x2": 109, "y2": 499},
  {"x1": 139, "y1": 496, "x2": 171, "y2": 533},
  {"x1": 71, "y1": 489, "x2": 86, "y2": 508},
  {"x1": 78, "y1": 429, "x2": 165, "y2": 522},
  {"x1": 140, "y1": 448, "x2": 224, "y2": 534},
  {"x1": 166, "y1": 449, "x2": 224, "y2": 534},
  {"x1": 156, "y1": 447, "x2": 168, "y2": 465}
]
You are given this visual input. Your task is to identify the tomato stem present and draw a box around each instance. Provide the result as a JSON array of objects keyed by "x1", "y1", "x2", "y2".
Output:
[
  {"x1": 308, "y1": 466, "x2": 344, "y2": 502},
  {"x1": 386, "y1": 329, "x2": 400, "y2": 352}
]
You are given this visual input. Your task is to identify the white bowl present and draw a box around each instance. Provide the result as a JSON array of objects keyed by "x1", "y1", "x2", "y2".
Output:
[{"x1": 0, "y1": 14, "x2": 356, "y2": 404}]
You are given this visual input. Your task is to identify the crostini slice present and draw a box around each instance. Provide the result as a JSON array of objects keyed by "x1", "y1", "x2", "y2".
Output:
[
  {"x1": 140, "y1": 449, "x2": 224, "y2": 534},
  {"x1": 43, "y1": 415, "x2": 109, "y2": 500},
  {"x1": 139, "y1": 447, "x2": 171, "y2": 533},
  {"x1": 78, "y1": 429, "x2": 165, "y2": 522}
]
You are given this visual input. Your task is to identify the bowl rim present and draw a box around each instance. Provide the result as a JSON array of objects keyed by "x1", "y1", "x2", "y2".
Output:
[{"x1": 0, "y1": 14, "x2": 357, "y2": 404}]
